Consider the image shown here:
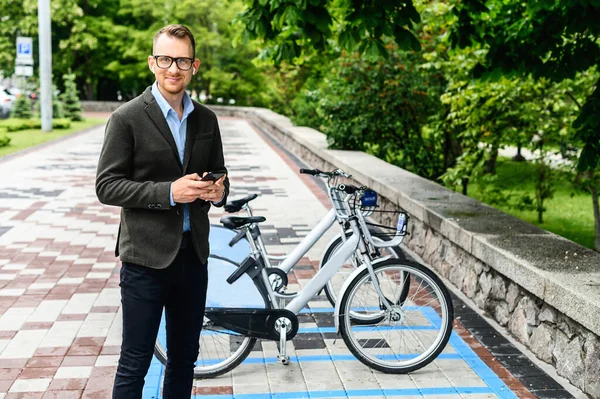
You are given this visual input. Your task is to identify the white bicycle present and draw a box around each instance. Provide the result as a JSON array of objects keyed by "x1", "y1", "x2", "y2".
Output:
[
  {"x1": 157, "y1": 177, "x2": 454, "y2": 378},
  {"x1": 207, "y1": 168, "x2": 405, "y2": 305}
]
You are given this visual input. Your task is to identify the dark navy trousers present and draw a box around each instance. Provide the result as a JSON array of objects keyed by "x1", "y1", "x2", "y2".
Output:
[{"x1": 112, "y1": 241, "x2": 208, "y2": 399}]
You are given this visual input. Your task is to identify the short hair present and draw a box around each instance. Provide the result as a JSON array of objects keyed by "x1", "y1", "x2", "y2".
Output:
[{"x1": 153, "y1": 24, "x2": 196, "y2": 58}]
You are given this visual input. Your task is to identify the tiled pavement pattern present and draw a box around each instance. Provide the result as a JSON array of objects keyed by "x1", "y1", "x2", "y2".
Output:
[{"x1": 0, "y1": 116, "x2": 575, "y2": 398}]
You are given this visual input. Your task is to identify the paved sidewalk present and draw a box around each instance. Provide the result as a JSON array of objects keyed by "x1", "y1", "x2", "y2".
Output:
[{"x1": 0, "y1": 117, "x2": 573, "y2": 398}]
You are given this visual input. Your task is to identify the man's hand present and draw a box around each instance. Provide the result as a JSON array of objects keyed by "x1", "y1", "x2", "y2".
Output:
[
  {"x1": 172, "y1": 173, "x2": 227, "y2": 204},
  {"x1": 172, "y1": 173, "x2": 216, "y2": 204},
  {"x1": 198, "y1": 172, "x2": 227, "y2": 203}
]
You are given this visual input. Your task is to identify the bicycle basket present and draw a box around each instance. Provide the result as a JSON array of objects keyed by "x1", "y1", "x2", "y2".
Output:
[
  {"x1": 364, "y1": 210, "x2": 410, "y2": 240},
  {"x1": 329, "y1": 187, "x2": 351, "y2": 218}
]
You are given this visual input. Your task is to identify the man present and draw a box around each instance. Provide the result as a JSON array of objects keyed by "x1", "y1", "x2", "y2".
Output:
[{"x1": 96, "y1": 24, "x2": 229, "y2": 398}]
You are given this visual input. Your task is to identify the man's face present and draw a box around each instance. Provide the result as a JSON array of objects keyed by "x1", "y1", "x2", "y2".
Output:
[{"x1": 148, "y1": 34, "x2": 200, "y2": 96}]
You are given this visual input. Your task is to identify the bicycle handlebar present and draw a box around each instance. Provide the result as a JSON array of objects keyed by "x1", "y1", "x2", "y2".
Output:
[
  {"x1": 299, "y1": 168, "x2": 352, "y2": 178},
  {"x1": 299, "y1": 168, "x2": 322, "y2": 176},
  {"x1": 338, "y1": 184, "x2": 360, "y2": 194}
]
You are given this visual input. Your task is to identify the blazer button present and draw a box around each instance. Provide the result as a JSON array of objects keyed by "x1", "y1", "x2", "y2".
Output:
[
  {"x1": 148, "y1": 204, "x2": 153, "y2": 209},
  {"x1": 156, "y1": 204, "x2": 162, "y2": 209},
  {"x1": 176, "y1": 209, "x2": 182, "y2": 216}
]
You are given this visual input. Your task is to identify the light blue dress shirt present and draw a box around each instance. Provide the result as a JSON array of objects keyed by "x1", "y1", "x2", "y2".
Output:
[{"x1": 151, "y1": 82, "x2": 194, "y2": 232}]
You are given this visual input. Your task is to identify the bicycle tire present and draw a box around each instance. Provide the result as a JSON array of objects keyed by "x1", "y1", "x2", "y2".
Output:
[
  {"x1": 154, "y1": 255, "x2": 266, "y2": 379},
  {"x1": 153, "y1": 319, "x2": 257, "y2": 379},
  {"x1": 338, "y1": 259, "x2": 453, "y2": 374}
]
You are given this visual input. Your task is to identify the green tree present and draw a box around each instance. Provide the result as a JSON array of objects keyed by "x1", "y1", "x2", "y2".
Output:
[
  {"x1": 61, "y1": 73, "x2": 83, "y2": 121},
  {"x1": 235, "y1": 0, "x2": 421, "y2": 63},
  {"x1": 1, "y1": 0, "x2": 280, "y2": 104},
  {"x1": 102, "y1": 0, "x2": 278, "y2": 105},
  {"x1": 33, "y1": 85, "x2": 65, "y2": 119},
  {"x1": 0, "y1": 0, "x2": 111, "y2": 98},
  {"x1": 10, "y1": 95, "x2": 33, "y2": 119},
  {"x1": 0, "y1": 0, "x2": 40, "y2": 73},
  {"x1": 452, "y1": 0, "x2": 600, "y2": 250}
]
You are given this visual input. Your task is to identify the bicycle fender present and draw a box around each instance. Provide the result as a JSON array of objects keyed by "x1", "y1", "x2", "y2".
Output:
[
  {"x1": 333, "y1": 257, "x2": 390, "y2": 333},
  {"x1": 333, "y1": 264, "x2": 367, "y2": 333},
  {"x1": 318, "y1": 230, "x2": 351, "y2": 270}
]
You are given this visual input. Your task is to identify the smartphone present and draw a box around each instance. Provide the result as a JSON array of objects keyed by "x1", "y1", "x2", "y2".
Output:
[{"x1": 200, "y1": 172, "x2": 225, "y2": 182}]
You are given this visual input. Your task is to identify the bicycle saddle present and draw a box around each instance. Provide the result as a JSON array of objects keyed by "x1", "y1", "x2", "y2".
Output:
[
  {"x1": 220, "y1": 216, "x2": 266, "y2": 229},
  {"x1": 224, "y1": 194, "x2": 259, "y2": 213}
]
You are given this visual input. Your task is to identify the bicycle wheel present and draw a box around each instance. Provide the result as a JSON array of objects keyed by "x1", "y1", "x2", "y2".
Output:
[
  {"x1": 338, "y1": 259, "x2": 453, "y2": 374},
  {"x1": 153, "y1": 315, "x2": 257, "y2": 379},
  {"x1": 154, "y1": 256, "x2": 265, "y2": 379},
  {"x1": 321, "y1": 230, "x2": 405, "y2": 307}
]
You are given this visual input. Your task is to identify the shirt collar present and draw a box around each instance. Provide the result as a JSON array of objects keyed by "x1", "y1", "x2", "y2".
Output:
[{"x1": 151, "y1": 81, "x2": 194, "y2": 120}]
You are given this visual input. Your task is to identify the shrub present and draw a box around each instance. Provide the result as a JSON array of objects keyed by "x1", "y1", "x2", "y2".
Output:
[
  {"x1": 10, "y1": 95, "x2": 33, "y2": 119},
  {"x1": 0, "y1": 118, "x2": 72, "y2": 132},
  {"x1": 0, "y1": 134, "x2": 10, "y2": 148},
  {"x1": 296, "y1": 46, "x2": 445, "y2": 179},
  {"x1": 291, "y1": 89, "x2": 325, "y2": 129},
  {"x1": 52, "y1": 118, "x2": 71, "y2": 129}
]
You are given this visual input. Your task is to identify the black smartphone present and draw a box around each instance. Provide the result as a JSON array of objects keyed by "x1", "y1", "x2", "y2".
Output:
[{"x1": 200, "y1": 172, "x2": 225, "y2": 182}]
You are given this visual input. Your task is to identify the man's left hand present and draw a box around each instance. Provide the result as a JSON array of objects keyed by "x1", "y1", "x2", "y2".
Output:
[{"x1": 197, "y1": 173, "x2": 226, "y2": 202}]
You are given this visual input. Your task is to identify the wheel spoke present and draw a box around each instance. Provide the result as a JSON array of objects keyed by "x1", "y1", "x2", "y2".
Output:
[{"x1": 339, "y1": 260, "x2": 453, "y2": 373}]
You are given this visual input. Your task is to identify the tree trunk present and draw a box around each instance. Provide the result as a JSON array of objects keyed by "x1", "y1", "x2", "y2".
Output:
[
  {"x1": 592, "y1": 186, "x2": 600, "y2": 252},
  {"x1": 484, "y1": 145, "x2": 499, "y2": 174},
  {"x1": 462, "y1": 178, "x2": 469, "y2": 196},
  {"x1": 443, "y1": 129, "x2": 462, "y2": 170},
  {"x1": 537, "y1": 201, "x2": 544, "y2": 224},
  {"x1": 513, "y1": 143, "x2": 526, "y2": 162},
  {"x1": 86, "y1": 81, "x2": 94, "y2": 101}
]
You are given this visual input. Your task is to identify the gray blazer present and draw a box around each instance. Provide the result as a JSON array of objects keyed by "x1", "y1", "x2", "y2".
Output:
[{"x1": 95, "y1": 87, "x2": 229, "y2": 268}]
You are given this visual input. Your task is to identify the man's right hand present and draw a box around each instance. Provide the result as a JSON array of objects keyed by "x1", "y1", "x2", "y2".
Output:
[{"x1": 172, "y1": 173, "x2": 214, "y2": 204}]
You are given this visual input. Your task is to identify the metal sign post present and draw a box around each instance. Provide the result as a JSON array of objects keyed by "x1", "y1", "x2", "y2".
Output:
[
  {"x1": 15, "y1": 37, "x2": 34, "y2": 109},
  {"x1": 37, "y1": 0, "x2": 52, "y2": 132}
]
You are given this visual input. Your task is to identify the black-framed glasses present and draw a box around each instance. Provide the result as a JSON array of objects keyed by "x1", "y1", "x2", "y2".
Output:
[{"x1": 153, "y1": 55, "x2": 194, "y2": 71}]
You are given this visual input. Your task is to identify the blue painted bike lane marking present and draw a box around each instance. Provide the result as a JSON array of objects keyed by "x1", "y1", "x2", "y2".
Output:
[
  {"x1": 421, "y1": 307, "x2": 517, "y2": 399},
  {"x1": 141, "y1": 228, "x2": 520, "y2": 398},
  {"x1": 143, "y1": 306, "x2": 519, "y2": 398},
  {"x1": 185, "y1": 386, "x2": 497, "y2": 398}
]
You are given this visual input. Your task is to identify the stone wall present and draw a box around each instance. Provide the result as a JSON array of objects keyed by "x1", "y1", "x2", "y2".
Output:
[
  {"x1": 404, "y1": 216, "x2": 600, "y2": 397},
  {"x1": 81, "y1": 101, "x2": 123, "y2": 113},
  {"x1": 210, "y1": 105, "x2": 600, "y2": 398}
]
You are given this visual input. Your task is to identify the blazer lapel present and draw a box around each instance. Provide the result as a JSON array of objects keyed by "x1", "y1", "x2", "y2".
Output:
[
  {"x1": 142, "y1": 88, "x2": 182, "y2": 170},
  {"x1": 183, "y1": 108, "x2": 197, "y2": 173}
]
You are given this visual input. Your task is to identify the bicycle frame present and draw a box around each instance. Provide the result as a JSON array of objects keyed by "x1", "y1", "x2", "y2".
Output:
[
  {"x1": 249, "y1": 214, "x2": 396, "y2": 316},
  {"x1": 284, "y1": 227, "x2": 359, "y2": 314},
  {"x1": 241, "y1": 191, "x2": 355, "y2": 273}
]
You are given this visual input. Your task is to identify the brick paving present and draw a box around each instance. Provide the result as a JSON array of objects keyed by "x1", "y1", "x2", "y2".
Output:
[{"x1": 0, "y1": 116, "x2": 574, "y2": 398}]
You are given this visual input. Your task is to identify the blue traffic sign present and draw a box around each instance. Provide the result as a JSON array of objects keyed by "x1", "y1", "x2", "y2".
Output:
[
  {"x1": 17, "y1": 42, "x2": 32, "y2": 56},
  {"x1": 16, "y1": 37, "x2": 34, "y2": 63}
]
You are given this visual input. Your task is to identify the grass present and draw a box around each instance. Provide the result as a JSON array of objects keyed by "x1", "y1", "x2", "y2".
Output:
[
  {"x1": 0, "y1": 118, "x2": 107, "y2": 158},
  {"x1": 466, "y1": 158, "x2": 595, "y2": 249}
]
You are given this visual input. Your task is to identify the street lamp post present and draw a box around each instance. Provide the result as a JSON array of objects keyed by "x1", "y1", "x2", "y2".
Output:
[{"x1": 38, "y1": 0, "x2": 52, "y2": 132}]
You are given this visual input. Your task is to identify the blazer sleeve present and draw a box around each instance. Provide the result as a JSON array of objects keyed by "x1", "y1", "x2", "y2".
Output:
[
  {"x1": 95, "y1": 113, "x2": 171, "y2": 210},
  {"x1": 207, "y1": 118, "x2": 229, "y2": 207}
]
